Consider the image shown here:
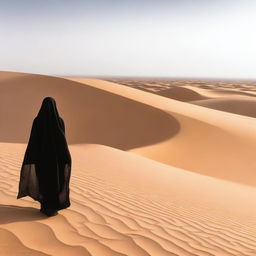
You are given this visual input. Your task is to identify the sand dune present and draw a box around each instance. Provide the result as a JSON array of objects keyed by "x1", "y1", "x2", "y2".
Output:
[
  {"x1": 1, "y1": 71, "x2": 256, "y2": 255},
  {"x1": 156, "y1": 86, "x2": 208, "y2": 102},
  {"x1": 183, "y1": 85, "x2": 256, "y2": 99},
  {"x1": 67, "y1": 77, "x2": 256, "y2": 187},
  {"x1": 0, "y1": 71, "x2": 178, "y2": 150},
  {"x1": 191, "y1": 96, "x2": 256, "y2": 118}
]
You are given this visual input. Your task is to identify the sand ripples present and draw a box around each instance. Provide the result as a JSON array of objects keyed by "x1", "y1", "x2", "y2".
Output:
[{"x1": 1, "y1": 143, "x2": 256, "y2": 256}]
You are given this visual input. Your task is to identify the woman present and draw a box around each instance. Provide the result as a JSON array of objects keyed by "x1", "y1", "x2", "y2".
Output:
[{"x1": 17, "y1": 97, "x2": 72, "y2": 217}]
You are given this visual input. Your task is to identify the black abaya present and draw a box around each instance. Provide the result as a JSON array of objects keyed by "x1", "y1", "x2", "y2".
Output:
[{"x1": 17, "y1": 97, "x2": 72, "y2": 210}]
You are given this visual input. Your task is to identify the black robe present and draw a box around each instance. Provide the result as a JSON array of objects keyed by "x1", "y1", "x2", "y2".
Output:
[{"x1": 17, "y1": 97, "x2": 72, "y2": 210}]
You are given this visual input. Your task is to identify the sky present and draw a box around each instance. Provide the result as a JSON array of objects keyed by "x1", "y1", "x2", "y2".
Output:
[{"x1": 0, "y1": 0, "x2": 256, "y2": 79}]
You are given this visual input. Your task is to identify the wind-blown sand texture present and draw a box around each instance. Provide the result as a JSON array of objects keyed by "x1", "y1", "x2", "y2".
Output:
[{"x1": 1, "y1": 72, "x2": 256, "y2": 255}]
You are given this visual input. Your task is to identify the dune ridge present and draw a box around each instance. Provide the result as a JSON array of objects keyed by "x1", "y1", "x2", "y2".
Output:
[
  {"x1": 0, "y1": 71, "x2": 178, "y2": 149},
  {"x1": 191, "y1": 96, "x2": 256, "y2": 118},
  {"x1": 156, "y1": 86, "x2": 209, "y2": 102}
]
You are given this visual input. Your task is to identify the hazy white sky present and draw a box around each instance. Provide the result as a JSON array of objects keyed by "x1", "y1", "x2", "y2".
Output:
[{"x1": 0, "y1": 0, "x2": 256, "y2": 78}]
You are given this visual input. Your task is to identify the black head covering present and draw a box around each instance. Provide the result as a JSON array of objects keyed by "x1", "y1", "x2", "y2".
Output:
[
  {"x1": 17, "y1": 97, "x2": 71, "y2": 210},
  {"x1": 36, "y1": 97, "x2": 71, "y2": 163},
  {"x1": 37, "y1": 97, "x2": 62, "y2": 132}
]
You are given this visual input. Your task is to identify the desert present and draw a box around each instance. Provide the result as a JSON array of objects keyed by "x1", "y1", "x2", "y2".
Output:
[{"x1": 1, "y1": 71, "x2": 256, "y2": 255}]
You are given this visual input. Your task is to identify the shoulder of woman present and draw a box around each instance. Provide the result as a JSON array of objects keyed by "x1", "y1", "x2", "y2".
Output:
[{"x1": 33, "y1": 117, "x2": 39, "y2": 125}]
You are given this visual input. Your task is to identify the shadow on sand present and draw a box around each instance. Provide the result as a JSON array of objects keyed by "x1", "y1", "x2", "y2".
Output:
[{"x1": 0, "y1": 204, "x2": 48, "y2": 224}]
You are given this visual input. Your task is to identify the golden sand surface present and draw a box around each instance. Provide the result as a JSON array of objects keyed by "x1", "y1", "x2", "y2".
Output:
[{"x1": 1, "y1": 71, "x2": 256, "y2": 255}]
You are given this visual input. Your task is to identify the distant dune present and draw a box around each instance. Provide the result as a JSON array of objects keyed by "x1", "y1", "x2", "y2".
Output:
[
  {"x1": 1, "y1": 71, "x2": 256, "y2": 255},
  {"x1": 156, "y1": 86, "x2": 208, "y2": 101},
  {"x1": 191, "y1": 96, "x2": 256, "y2": 118}
]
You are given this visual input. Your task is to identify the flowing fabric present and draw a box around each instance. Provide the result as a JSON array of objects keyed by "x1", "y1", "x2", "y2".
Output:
[{"x1": 17, "y1": 97, "x2": 72, "y2": 210}]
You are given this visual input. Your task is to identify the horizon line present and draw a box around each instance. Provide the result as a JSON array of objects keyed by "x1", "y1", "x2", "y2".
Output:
[{"x1": 1, "y1": 69, "x2": 256, "y2": 81}]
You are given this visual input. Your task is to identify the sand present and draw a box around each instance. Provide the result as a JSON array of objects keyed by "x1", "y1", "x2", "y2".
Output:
[{"x1": 1, "y1": 71, "x2": 256, "y2": 255}]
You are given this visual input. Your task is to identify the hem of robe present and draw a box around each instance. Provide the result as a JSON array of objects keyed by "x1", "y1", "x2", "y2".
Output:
[{"x1": 17, "y1": 163, "x2": 71, "y2": 210}]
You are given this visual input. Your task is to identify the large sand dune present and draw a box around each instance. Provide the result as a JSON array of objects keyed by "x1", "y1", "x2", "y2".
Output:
[
  {"x1": 0, "y1": 72, "x2": 177, "y2": 149},
  {"x1": 1, "y1": 71, "x2": 256, "y2": 255},
  {"x1": 67, "y1": 77, "x2": 256, "y2": 186}
]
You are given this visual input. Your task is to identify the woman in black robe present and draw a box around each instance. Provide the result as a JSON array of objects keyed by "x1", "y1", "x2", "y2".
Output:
[{"x1": 17, "y1": 97, "x2": 72, "y2": 217}]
